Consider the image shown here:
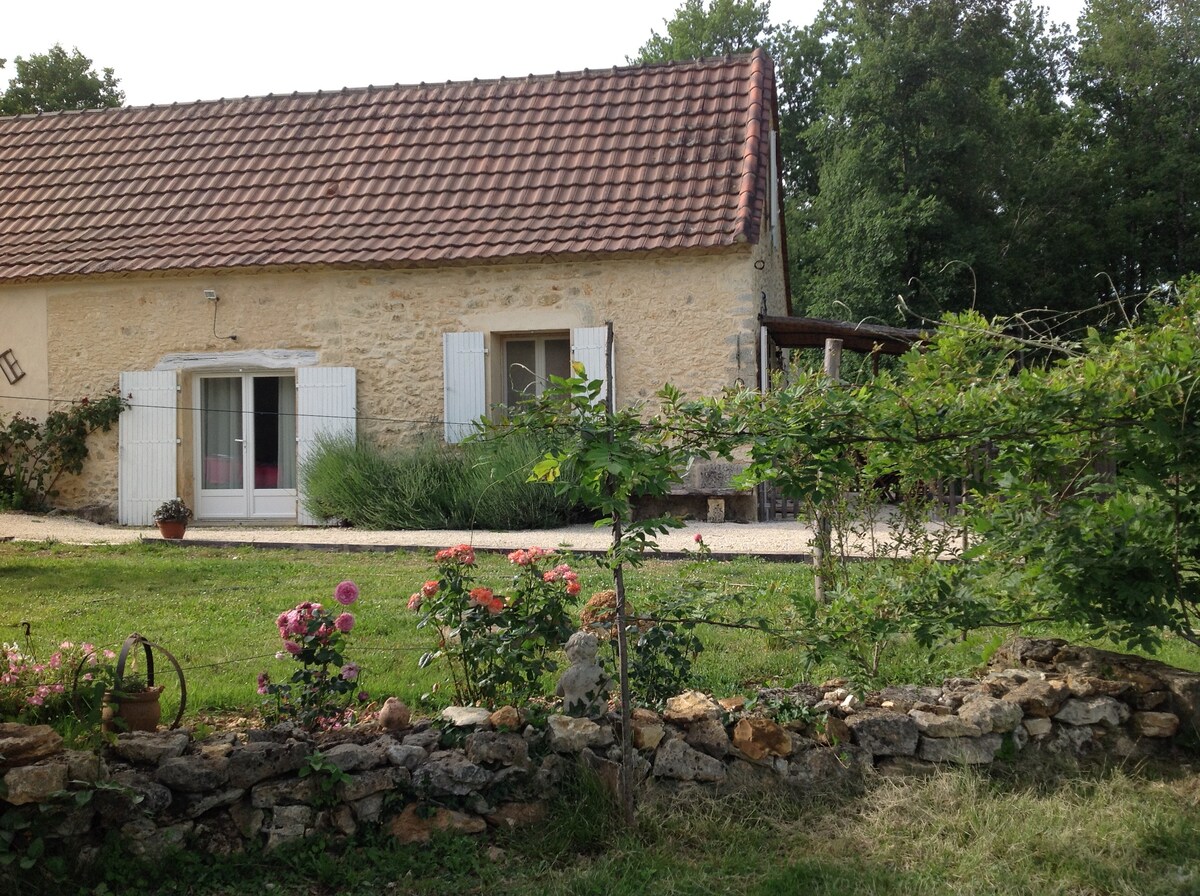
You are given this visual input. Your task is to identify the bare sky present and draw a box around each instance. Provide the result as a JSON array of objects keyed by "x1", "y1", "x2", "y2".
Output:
[{"x1": 2, "y1": 0, "x2": 1088, "y2": 108}]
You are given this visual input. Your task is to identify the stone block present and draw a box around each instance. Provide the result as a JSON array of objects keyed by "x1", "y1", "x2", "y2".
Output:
[
  {"x1": 652, "y1": 737, "x2": 725, "y2": 783},
  {"x1": 156, "y1": 754, "x2": 231, "y2": 792},
  {"x1": 731, "y1": 717, "x2": 792, "y2": 761},
  {"x1": 0, "y1": 723, "x2": 63, "y2": 770},
  {"x1": 3, "y1": 760, "x2": 67, "y2": 805},
  {"x1": 916, "y1": 734, "x2": 1003, "y2": 765},
  {"x1": 958, "y1": 695, "x2": 1024, "y2": 733},
  {"x1": 909, "y1": 710, "x2": 984, "y2": 739},
  {"x1": 227, "y1": 740, "x2": 310, "y2": 788},
  {"x1": 662, "y1": 690, "x2": 723, "y2": 724},
  {"x1": 1001, "y1": 679, "x2": 1071, "y2": 718},
  {"x1": 1131, "y1": 711, "x2": 1180, "y2": 738},
  {"x1": 684, "y1": 718, "x2": 730, "y2": 759},
  {"x1": 1054, "y1": 697, "x2": 1128, "y2": 728},
  {"x1": 389, "y1": 803, "x2": 486, "y2": 844},
  {"x1": 845, "y1": 710, "x2": 919, "y2": 758},
  {"x1": 706, "y1": 498, "x2": 725, "y2": 523},
  {"x1": 411, "y1": 750, "x2": 492, "y2": 797}
]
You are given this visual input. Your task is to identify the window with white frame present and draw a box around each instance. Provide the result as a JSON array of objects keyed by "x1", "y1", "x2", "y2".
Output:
[{"x1": 443, "y1": 326, "x2": 611, "y2": 443}]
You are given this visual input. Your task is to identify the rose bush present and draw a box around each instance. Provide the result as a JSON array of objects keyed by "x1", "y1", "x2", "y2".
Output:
[
  {"x1": 259, "y1": 580, "x2": 366, "y2": 730},
  {"x1": 411, "y1": 544, "x2": 579, "y2": 705},
  {"x1": 1, "y1": 640, "x2": 114, "y2": 724}
]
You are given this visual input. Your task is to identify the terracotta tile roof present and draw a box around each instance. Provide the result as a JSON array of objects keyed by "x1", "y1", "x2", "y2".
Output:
[{"x1": 0, "y1": 50, "x2": 778, "y2": 283}]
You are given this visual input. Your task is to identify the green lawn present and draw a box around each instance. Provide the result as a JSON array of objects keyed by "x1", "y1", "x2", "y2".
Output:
[
  {"x1": 4, "y1": 540, "x2": 1200, "y2": 896},
  {"x1": 2, "y1": 540, "x2": 1198, "y2": 725}
]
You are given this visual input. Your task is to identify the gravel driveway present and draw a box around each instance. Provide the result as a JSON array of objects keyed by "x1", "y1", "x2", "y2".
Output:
[{"x1": 0, "y1": 510, "x2": 831, "y2": 558}]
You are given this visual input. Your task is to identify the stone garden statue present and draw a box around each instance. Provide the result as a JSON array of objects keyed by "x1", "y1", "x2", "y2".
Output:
[{"x1": 555, "y1": 630, "x2": 612, "y2": 719}]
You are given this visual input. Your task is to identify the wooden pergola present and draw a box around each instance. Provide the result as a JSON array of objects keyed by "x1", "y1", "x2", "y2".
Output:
[{"x1": 760, "y1": 315, "x2": 928, "y2": 357}]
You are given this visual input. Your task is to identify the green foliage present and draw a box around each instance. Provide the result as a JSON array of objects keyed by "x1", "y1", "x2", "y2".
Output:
[
  {"x1": 632, "y1": 0, "x2": 773, "y2": 63},
  {"x1": 1067, "y1": 0, "x2": 1199, "y2": 298},
  {"x1": 411, "y1": 545, "x2": 579, "y2": 705},
  {"x1": 0, "y1": 388, "x2": 127, "y2": 511},
  {"x1": 730, "y1": 277, "x2": 1200, "y2": 652},
  {"x1": 0, "y1": 781, "x2": 138, "y2": 891},
  {"x1": 792, "y1": 0, "x2": 1076, "y2": 322},
  {"x1": 299, "y1": 431, "x2": 583, "y2": 530},
  {"x1": 500, "y1": 371, "x2": 729, "y2": 568},
  {"x1": 298, "y1": 750, "x2": 353, "y2": 807},
  {"x1": 616, "y1": 581, "x2": 744, "y2": 705},
  {"x1": 766, "y1": 561, "x2": 985, "y2": 687},
  {"x1": 0, "y1": 44, "x2": 124, "y2": 115}
]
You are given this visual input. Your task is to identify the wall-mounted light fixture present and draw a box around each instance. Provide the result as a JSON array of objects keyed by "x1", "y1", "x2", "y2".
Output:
[{"x1": 205, "y1": 289, "x2": 237, "y2": 341}]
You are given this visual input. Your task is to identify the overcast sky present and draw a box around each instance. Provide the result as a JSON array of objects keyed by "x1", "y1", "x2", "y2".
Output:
[{"x1": 2, "y1": 0, "x2": 1089, "y2": 108}]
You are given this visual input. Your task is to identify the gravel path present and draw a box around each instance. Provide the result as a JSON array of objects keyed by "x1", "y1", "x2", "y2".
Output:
[{"x1": 0, "y1": 510, "x2": 832, "y2": 558}]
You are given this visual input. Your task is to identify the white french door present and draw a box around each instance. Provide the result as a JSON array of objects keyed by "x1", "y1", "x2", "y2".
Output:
[{"x1": 195, "y1": 373, "x2": 297, "y2": 520}]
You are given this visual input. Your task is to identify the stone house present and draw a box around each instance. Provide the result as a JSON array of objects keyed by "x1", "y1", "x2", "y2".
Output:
[{"x1": 0, "y1": 50, "x2": 790, "y2": 525}]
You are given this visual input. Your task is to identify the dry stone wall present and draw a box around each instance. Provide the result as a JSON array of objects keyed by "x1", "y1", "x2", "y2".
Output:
[{"x1": 1, "y1": 639, "x2": 1196, "y2": 866}]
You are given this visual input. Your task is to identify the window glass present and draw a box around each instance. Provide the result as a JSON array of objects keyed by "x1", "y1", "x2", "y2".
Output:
[
  {"x1": 506, "y1": 340, "x2": 537, "y2": 406},
  {"x1": 545, "y1": 338, "x2": 571, "y2": 381},
  {"x1": 504, "y1": 334, "x2": 571, "y2": 408},
  {"x1": 201, "y1": 377, "x2": 243, "y2": 489}
]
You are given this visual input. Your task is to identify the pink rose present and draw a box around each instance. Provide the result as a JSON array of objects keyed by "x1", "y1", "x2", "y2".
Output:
[
  {"x1": 257, "y1": 672, "x2": 270, "y2": 695},
  {"x1": 284, "y1": 640, "x2": 302, "y2": 655},
  {"x1": 334, "y1": 612, "x2": 355, "y2": 633},
  {"x1": 335, "y1": 581, "x2": 359, "y2": 605},
  {"x1": 421, "y1": 580, "x2": 439, "y2": 597},
  {"x1": 340, "y1": 662, "x2": 360, "y2": 682},
  {"x1": 407, "y1": 593, "x2": 423, "y2": 612}
]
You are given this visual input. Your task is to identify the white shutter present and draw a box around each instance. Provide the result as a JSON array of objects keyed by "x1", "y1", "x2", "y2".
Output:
[
  {"x1": 118, "y1": 370, "x2": 178, "y2": 526},
  {"x1": 296, "y1": 367, "x2": 356, "y2": 526},
  {"x1": 571, "y1": 326, "x2": 613, "y2": 405},
  {"x1": 443, "y1": 331, "x2": 486, "y2": 443}
]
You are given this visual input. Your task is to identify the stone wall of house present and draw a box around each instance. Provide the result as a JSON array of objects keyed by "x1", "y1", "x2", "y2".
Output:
[
  {"x1": 1, "y1": 639, "x2": 1195, "y2": 867},
  {"x1": 11, "y1": 246, "x2": 770, "y2": 515}
]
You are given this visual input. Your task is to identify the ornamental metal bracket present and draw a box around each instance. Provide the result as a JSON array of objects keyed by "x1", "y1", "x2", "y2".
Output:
[{"x1": 0, "y1": 349, "x2": 24, "y2": 384}]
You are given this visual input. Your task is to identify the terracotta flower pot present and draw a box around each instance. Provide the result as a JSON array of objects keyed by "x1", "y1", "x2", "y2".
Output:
[
  {"x1": 156, "y1": 520, "x2": 187, "y2": 540},
  {"x1": 102, "y1": 686, "x2": 165, "y2": 733}
]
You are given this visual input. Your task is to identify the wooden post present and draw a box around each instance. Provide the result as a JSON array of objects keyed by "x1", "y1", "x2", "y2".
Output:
[
  {"x1": 814, "y1": 338, "x2": 842, "y2": 603},
  {"x1": 605, "y1": 321, "x2": 636, "y2": 828}
]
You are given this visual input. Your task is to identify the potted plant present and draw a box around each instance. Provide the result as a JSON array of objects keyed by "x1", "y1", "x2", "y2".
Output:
[
  {"x1": 153, "y1": 498, "x2": 192, "y2": 539},
  {"x1": 100, "y1": 672, "x2": 164, "y2": 733}
]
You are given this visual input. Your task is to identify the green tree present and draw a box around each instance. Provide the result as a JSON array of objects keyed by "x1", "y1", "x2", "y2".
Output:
[
  {"x1": 0, "y1": 44, "x2": 124, "y2": 115},
  {"x1": 1065, "y1": 0, "x2": 1200, "y2": 301},
  {"x1": 794, "y1": 0, "x2": 1074, "y2": 324},
  {"x1": 632, "y1": 0, "x2": 774, "y2": 63}
]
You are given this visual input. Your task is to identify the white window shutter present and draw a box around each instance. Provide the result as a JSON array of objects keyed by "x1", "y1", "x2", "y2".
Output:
[
  {"x1": 443, "y1": 332, "x2": 486, "y2": 443},
  {"x1": 118, "y1": 370, "x2": 178, "y2": 525},
  {"x1": 571, "y1": 326, "x2": 613, "y2": 405},
  {"x1": 296, "y1": 367, "x2": 356, "y2": 526}
]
